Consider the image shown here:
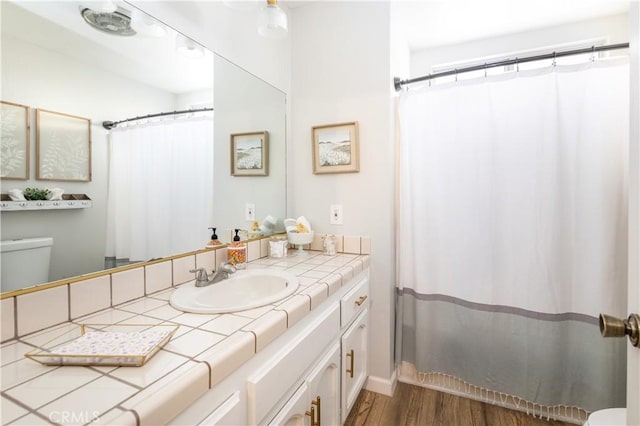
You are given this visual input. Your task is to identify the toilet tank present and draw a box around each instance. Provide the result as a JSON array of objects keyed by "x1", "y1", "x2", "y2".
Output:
[{"x1": 1, "y1": 237, "x2": 53, "y2": 292}]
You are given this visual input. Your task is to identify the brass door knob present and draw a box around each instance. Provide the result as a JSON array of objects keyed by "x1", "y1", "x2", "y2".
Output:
[{"x1": 599, "y1": 313, "x2": 640, "y2": 347}]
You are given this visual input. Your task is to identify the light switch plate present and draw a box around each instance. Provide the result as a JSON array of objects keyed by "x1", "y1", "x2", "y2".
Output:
[
  {"x1": 245, "y1": 203, "x2": 255, "y2": 221},
  {"x1": 330, "y1": 204, "x2": 343, "y2": 225}
]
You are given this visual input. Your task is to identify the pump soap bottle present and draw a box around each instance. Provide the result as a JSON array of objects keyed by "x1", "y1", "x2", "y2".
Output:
[
  {"x1": 227, "y1": 229, "x2": 247, "y2": 268},
  {"x1": 206, "y1": 227, "x2": 222, "y2": 247}
]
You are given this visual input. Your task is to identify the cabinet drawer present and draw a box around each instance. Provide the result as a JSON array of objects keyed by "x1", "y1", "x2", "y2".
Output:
[
  {"x1": 247, "y1": 303, "x2": 340, "y2": 425},
  {"x1": 341, "y1": 277, "x2": 369, "y2": 328}
]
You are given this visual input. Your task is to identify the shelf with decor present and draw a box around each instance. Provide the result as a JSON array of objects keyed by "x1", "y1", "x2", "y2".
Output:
[{"x1": 0, "y1": 194, "x2": 92, "y2": 211}]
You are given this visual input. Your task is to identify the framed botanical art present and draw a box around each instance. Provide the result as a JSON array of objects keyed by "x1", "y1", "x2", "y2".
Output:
[
  {"x1": 230, "y1": 131, "x2": 269, "y2": 176},
  {"x1": 1, "y1": 100, "x2": 30, "y2": 180},
  {"x1": 312, "y1": 121, "x2": 359, "y2": 174},
  {"x1": 36, "y1": 108, "x2": 92, "y2": 182}
]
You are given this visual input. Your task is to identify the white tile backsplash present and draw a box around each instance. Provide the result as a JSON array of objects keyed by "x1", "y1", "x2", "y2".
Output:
[
  {"x1": 343, "y1": 235, "x2": 361, "y2": 254},
  {"x1": 17, "y1": 285, "x2": 68, "y2": 336},
  {"x1": 70, "y1": 276, "x2": 111, "y2": 320},
  {"x1": 1, "y1": 297, "x2": 15, "y2": 342},
  {"x1": 172, "y1": 256, "x2": 196, "y2": 285},
  {"x1": 111, "y1": 268, "x2": 145, "y2": 306},
  {"x1": 248, "y1": 240, "x2": 261, "y2": 262},
  {"x1": 145, "y1": 261, "x2": 173, "y2": 295},
  {"x1": 195, "y1": 250, "x2": 216, "y2": 274}
]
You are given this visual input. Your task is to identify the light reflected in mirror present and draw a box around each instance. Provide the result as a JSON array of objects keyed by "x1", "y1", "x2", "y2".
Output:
[{"x1": 0, "y1": 0, "x2": 286, "y2": 294}]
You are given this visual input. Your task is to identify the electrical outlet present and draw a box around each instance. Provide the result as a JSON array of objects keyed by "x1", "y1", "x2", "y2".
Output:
[
  {"x1": 245, "y1": 203, "x2": 255, "y2": 221},
  {"x1": 330, "y1": 204, "x2": 343, "y2": 225}
]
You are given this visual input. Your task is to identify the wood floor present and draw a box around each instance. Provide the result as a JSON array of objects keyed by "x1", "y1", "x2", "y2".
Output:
[{"x1": 344, "y1": 382, "x2": 576, "y2": 426}]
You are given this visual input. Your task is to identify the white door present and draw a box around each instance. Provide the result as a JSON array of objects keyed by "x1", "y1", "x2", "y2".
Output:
[{"x1": 628, "y1": 3, "x2": 640, "y2": 426}]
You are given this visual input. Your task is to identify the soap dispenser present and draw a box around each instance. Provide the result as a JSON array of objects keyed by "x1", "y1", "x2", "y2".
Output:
[
  {"x1": 227, "y1": 228, "x2": 247, "y2": 267},
  {"x1": 206, "y1": 227, "x2": 222, "y2": 247}
]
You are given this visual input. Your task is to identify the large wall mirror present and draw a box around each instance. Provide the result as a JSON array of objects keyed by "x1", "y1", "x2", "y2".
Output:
[{"x1": 0, "y1": 0, "x2": 286, "y2": 293}]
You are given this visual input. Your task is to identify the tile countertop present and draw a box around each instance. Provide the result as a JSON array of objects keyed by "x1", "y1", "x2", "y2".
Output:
[{"x1": 0, "y1": 251, "x2": 369, "y2": 426}]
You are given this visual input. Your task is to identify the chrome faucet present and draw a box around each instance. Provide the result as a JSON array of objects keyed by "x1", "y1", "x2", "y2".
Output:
[{"x1": 189, "y1": 262, "x2": 237, "y2": 287}]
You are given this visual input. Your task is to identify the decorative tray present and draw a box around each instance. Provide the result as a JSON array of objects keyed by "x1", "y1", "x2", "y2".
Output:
[{"x1": 25, "y1": 324, "x2": 179, "y2": 367}]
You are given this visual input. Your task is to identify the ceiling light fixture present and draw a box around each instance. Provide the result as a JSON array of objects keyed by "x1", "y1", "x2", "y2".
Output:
[
  {"x1": 130, "y1": 9, "x2": 167, "y2": 37},
  {"x1": 257, "y1": 0, "x2": 287, "y2": 39},
  {"x1": 176, "y1": 34, "x2": 205, "y2": 58},
  {"x1": 93, "y1": 1, "x2": 117, "y2": 13}
]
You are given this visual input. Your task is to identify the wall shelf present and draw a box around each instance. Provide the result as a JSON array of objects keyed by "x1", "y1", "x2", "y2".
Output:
[{"x1": 0, "y1": 194, "x2": 92, "y2": 211}]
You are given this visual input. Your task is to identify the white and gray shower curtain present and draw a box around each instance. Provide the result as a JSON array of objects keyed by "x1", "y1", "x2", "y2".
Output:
[
  {"x1": 106, "y1": 117, "x2": 214, "y2": 262},
  {"x1": 396, "y1": 59, "x2": 629, "y2": 419}
]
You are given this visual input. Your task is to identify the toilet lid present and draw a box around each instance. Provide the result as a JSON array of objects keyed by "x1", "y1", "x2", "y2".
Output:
[{"x1": 587, "y1": 408, "x2": 626, "y2": 426}]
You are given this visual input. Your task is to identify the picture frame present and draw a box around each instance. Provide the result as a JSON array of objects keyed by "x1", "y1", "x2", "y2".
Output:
[
  {"x1": 36, "y1": 108, "x2": 92, "y2": 182},
  {"x1": 230, "y1": 131, "x2": 269, "y2": 176},
  {"x1": 312, "y1": 121, "x2": 359, "y2": 174},
  {"x1": 1, "y1": 100, "x2": 30, "y2": 180}
]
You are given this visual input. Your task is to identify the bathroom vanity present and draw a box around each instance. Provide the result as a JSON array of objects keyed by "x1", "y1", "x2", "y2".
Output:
[
  {"x1": 172, "y1": 268, "x2": 369, "y2": 425},
  {"x1": 0, "y1": 243, "x2": 370, "y2": 426}
]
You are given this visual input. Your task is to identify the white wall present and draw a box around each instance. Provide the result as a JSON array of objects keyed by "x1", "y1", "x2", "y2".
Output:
[
  {"x1": 411, "y1": 13, "x2": 629, "y2": 77},
  {"x1": 290, "y1": 2, "x2": 396, "y2": 390},
  {"x1": 0, "y1": 36, "x2": 177, "y2": 283}
]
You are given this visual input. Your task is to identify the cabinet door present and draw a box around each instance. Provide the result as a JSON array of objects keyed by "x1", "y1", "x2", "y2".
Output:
[
  {"x1": 307, "y1": 343, "x2": 341, "y2": 426},
  {"x1": 341, "y1": 309, "x2": 369, "y2": 423},
  {"x1": 268, "y1": 382, "x2": 312, "y2": 426}
]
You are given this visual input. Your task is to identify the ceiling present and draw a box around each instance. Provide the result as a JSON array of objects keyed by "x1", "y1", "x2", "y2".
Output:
[
  {"x1": 3, "y1": 0, "x2": 630, "y2": 92},
  {"x1": 2, "y1": 1, "x2": 214, "y2": 95},
  {"x1": 390, "y1": 0, "x2": 630, "y2": 51}
]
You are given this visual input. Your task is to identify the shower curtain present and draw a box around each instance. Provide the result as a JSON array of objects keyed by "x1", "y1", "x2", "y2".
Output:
[
  {"x1": 396, "y1": 59, "x2": 629, "y2": 420},
  {"x1": 106, "y1": 116, "x2": 214, "y2": 262}
]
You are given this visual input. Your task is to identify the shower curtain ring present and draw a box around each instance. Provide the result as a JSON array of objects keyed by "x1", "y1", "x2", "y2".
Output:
[
  {"x1": 484, "y1": 63, "x2": 487, "y2": 78},
  {"x1": 455, "y1": 68, "x2": 458, "y2": 82},
  {"x1": 590, "y1": 45, "x2": 596, "y2": 62},
  {"x1": 552, "y1": 52, "x2": 557, "y2": 67},
  {"x1": 516, "y1": 57, "x2": 520, "y2": 72}
]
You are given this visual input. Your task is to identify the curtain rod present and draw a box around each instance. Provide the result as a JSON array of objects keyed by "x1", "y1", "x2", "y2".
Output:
[
  {"x1": 394, "y1": 42, "x2": 630, "y2": 92},
  {"x1": 102, "y1": 107, "x2": 214, "y2": 130}
]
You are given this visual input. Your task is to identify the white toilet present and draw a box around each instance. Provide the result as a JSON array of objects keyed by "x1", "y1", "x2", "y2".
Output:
[
  {"x1": 584, "y1": 408, "x2": 627, "y2": 426},
  {"x1": 0, "y1": 237, "x2": 53, "y2": 292}
]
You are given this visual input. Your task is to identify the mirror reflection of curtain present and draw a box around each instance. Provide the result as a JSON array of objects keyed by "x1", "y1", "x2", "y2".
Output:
[
  {"x1": 396, "y1": 59, "x2": 629, "y2": 421},
  {"x1": 106, "y1": 117, "x2": 214, "y2": 263}
]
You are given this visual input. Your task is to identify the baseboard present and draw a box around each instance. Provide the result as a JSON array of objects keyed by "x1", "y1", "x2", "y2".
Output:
[{"x1": 364, "y1": 370, "x2": 398, "y2": 397}]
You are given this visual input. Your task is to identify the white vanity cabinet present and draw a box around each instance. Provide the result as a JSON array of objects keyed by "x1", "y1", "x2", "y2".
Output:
[
  {"x1": 170, "y1": 269, "x2": 370, "y2": 426},
  {"x1": 269, "y1": 343, "x2": 341, "y2": 426},
  {"x1": 341, "y1": 309, "x2": 369, "y2": 424}
]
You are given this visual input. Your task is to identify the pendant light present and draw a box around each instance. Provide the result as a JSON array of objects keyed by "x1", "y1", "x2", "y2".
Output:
[{"x1": 257, "y1": 0, "x2": 287, "y2": 39}]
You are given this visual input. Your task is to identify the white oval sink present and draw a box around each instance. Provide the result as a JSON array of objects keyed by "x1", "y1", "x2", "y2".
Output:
[{"x1": 170, "y1": 269, "x2": 299, "y2": 314}]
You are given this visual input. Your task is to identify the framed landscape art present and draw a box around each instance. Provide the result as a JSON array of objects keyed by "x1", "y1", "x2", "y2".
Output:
[
  {"x1": 312, "y1": 121, "x2": 359, "y2": 174},
  {"x1": 231, "y1": 131, "x2": 269, "y2": 176}
]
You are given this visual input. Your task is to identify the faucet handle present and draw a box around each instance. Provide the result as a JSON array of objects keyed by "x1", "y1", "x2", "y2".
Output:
[
  {"x1": 219, "y1": 262, "x2": 237, "y2": 273},
  {"x1": 189, "y1": 268, "x2": 209, "y2": 281}
]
